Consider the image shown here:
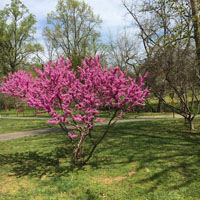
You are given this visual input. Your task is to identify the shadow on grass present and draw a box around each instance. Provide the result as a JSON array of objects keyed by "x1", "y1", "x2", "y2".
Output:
[
  {"x1": 0, "y1": 119, "x2": 200, "y2": 193},
  {"x1": 90, "y1": 120, "x2": 200, "y2": 191},
  {"x1": 0, "y1": 147, "x2": 79, "y2": 178}
]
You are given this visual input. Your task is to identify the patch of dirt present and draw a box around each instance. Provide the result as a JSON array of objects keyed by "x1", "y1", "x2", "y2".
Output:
[
  {"x1": 40, "y1": 175, "x2": 47, "y2": 181},
  {"x1": 94, "y1": 167, "x2": 139, "y2": 185},
  {"x1": 0, "y1": 176, "x2": 32, "y2": 195},
  {"x1": 128, "y1": 170, "x2": 137, "y2": 176},
  {"x1": 97, "y1": 176, "x2": 127, "y2": 184},
  {"x1": 0, "y1": 177, "x2": 20, "y2": 194}
]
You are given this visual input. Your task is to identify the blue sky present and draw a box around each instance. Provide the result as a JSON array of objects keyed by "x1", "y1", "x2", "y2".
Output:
[{"x1": 0, "y1": 0, "x2": 133, "y2": 45}]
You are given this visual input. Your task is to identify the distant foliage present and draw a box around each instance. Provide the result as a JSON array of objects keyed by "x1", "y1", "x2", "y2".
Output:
[{"x1": 0, "y1": 0, "x2": 42, "y2": 74}]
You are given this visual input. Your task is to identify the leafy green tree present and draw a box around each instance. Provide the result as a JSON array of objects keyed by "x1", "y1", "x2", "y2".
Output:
[
  {"x1": 0, "y1": 0, "x2": 43, "y2": 74},
  {"x1": 43, "y1": 0, "x2": 102, "y2": 66}
]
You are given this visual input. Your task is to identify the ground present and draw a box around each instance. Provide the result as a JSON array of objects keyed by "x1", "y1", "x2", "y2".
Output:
[{"x1": 0, "y1": 117, "x2": 200, "y2": 199}]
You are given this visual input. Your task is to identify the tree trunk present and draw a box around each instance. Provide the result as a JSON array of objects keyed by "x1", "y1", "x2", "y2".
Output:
[
  {"x1": 186, "y1": 117, "x2": 195, "y2": 131},
  {"x1": 190, "y1": 0, "x2": 200, "y2": 74},
  {"x1": 145, "y1": 99, "x2": 155, "y2": 112},
  {"x1": 10, "y1": 63, "x2": 16, "y2": 73},
  {"x1": 157, "y1": 99, "x2": 163, "y2": 112},
  {"x1": 189, "y1": 119, "x2": 195, "y2": 131}
]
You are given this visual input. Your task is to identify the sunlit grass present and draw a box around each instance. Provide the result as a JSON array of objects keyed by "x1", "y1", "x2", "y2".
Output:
[
  {"x1": 0, "y1": 119, "x2": 200, "y2": 199},
  {"x1": 0, "y1": 111, "x2": 181, "y2": 135},
  {"x1": 0, "y1": 119, "x2": 57, "y2": 134}
]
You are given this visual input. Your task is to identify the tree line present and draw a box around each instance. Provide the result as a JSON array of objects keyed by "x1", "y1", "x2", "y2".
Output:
[{"x1": 1, "y1": 0, "x2": 200, "y2": 130}]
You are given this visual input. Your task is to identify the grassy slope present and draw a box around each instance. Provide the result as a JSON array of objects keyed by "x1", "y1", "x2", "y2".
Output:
[
  {"x1": 0, "y1": 119, "x2": 200, "y2": 199},
  {"x1": 0, "y1": 119, "x2": 57, "y2": 134}
]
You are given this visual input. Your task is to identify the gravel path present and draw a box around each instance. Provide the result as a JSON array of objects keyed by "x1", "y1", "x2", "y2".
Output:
[{"x1": 0, "y1": 116, "x2": 182, "y2": 141}]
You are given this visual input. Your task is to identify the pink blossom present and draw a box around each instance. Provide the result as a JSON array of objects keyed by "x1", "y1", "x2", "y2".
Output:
[
  {"x1": 95, "y1": 118, "x2": 105, "y2": 124},
  {"x1": 68, "y1": 132, "x2": 79, "y2": 139},
  {"x1": 0, "y1": 55, "x2": 149, "y2": 163}
]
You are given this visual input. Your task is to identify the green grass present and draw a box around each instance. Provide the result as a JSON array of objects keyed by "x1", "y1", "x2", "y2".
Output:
[
  {"x1": 0, "y1": 107, "x2": 174, "y2": 118},
  {"x1": 0, "y1": 111, "x2": 177, "y2": 135},
  {"x1": 0, "y1": 119, "x2": 57, "y2": 134},
  {"x1": 0, "y1": 108, "x2": 49, "y2": 118},
  {"x1": 95, "y1": 110, "x2": 174, "y2": 120},
  {"x1": 0, "y1": 119, "x2": 200, "y2": 199}
]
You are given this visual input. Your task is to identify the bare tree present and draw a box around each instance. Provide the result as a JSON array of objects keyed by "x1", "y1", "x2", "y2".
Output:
[
  {"x1": 190, "y1": 0, "x2": 200, "y2": 77},
  {"x1": 122, "y1": 0, "x2": 200, "y2": 129},
  {"x1": 107, "y1": 28, "x2": 142, "y2": 76}
]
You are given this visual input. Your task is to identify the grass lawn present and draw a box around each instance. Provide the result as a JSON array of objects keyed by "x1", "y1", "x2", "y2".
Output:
[
  {"x1": 0, "y1": 119, "x2": 57, "y2": 134},
  {"x1": 0, "y1": 119, "x2": 200, "y2": 199},
  {"x1": 0, "y1": 108, "x2": 49, "y2": 118},
  {"x1": 99, "y1": 111, "x2": 174, "y2": 119},
  {"x1": 0, "y1": 107, "x2": 174, "y2": 119},
  {"x1": 0, "y1": 110, "x2": 176, "y2": 135}
]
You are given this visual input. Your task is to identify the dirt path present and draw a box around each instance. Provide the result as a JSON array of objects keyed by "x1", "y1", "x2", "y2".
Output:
[{"x1": 0, "y1": 115, "x2": 183, "y2": 141}]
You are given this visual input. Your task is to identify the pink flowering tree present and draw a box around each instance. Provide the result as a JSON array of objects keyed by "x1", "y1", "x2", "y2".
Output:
[{"x1": 1, "y1": 56, "x2": 149, "y2": 165}]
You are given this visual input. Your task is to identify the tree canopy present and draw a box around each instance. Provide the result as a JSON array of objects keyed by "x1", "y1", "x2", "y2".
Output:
[
  {"x1": 0, "y1": 0, "x2": 43, "y2": 74},
  {"x1": 43, "y1": 0, "x2": 102, "y2": 66}
]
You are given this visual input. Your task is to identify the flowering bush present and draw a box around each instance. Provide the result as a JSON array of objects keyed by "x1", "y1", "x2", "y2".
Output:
[{"x1": 1, "y1": 56, "x2": 149, "y2": 165}]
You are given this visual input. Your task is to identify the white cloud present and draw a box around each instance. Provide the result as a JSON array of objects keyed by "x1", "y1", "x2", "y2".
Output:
[
  {"x1": 0, "y1": 0, "x2": 135, "y2": 45},
  {"x1": 85, "y1": 0, "x2": 125, "y2": 25},
  {"x1": 84, "y1": 0, "x2": 129, "y2": 36}
]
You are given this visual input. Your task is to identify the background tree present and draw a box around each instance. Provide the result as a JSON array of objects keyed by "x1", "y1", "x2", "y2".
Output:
[
  {"x1": 107, "y1": 28, "x2": 142, "y2": 76},
  {"x1": 43, "y1": 0, "x2": 102, "y2": 66},
  {"x1": 0, "y1": 0, "x2": 43, "y2": 74},
  {"x1": 122, "y1": 0, "x2": 200, "y2": 129},
  {"x1": 190, "y1": 0, "x2": 200, "y2": 77},
  {"x1": 143, "y1": 43, "x2": 200, "y2": 129}
]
